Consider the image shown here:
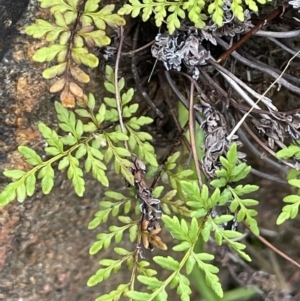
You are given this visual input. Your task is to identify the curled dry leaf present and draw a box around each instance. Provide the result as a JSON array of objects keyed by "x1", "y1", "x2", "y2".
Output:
[
  {"x1": 78, "y1": 25, "x2": 94, "y2": 33},
  {"x1": 151, "y1": 234, "x2": 168, "y2": 250},
  {"x1": 60, "y1": 85, "x2": 75, "y2": 107},
  {"x1": 69, "y1": 81, "x2": 83, "y2": 97},
  {"x1": 83, "y1": 37, "x2": 95, "y2": 48},
  {"x1": 75, "y1": 93, "x2": 88, "y2": 106},
  {"x1": 70, "y1": 66, "x2": 90, "y2": 83},
  {"x1": 49, "y1": 78, "x2": 66, "y2": 93}
]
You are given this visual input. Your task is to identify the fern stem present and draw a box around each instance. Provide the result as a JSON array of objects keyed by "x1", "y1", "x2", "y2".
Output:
[
  {"x1": 189, "y1": 234, "x2": 220, "y2": 301},
  {"x1": 21, "y1": 139, "x2": 90, "y2": 182},
  {"x1": 114, "y1": 26, "x2": 128, "y2": 150},
  {"x1": 129, "y1": 249, "x2": 139, "y2": 300},
  {"x1": 129, "y1": 220, "x2": 143, "y2": 298},
  {"x1": 191, "y1": 268, "x2": 222, "y2": 301},
  {"x1": 148, "y1": 214, "x2": 211, "y2": 300}
]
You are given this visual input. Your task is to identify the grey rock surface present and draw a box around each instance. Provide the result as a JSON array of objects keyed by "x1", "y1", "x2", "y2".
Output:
[{"x1": 0, "y1": 1, "x2": 109, "y2": 300}]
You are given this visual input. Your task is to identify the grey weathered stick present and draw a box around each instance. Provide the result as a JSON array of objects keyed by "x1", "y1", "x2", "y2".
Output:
[{"x1": 216, "y1": 37, "x2": 300, "y2": 95}]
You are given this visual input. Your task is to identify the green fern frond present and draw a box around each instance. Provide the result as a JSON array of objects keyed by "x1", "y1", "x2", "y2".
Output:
[
  {"x1": 0, "y1": 64, "x2": 157, "y2": 205},
  {"x1": 25, "y1": 0, "x2": 125, "y2": 107},
  {"x1": 119, "y1": 0, "x2": 272, "y2": 34},
  {"x1": 277, "y1": 179, "x2": 300, "y2": 225}
]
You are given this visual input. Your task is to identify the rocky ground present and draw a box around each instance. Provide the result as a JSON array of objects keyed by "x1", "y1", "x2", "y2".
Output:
[{"x1": 0, "y1": 1, "x2": 112, "y2": 300}]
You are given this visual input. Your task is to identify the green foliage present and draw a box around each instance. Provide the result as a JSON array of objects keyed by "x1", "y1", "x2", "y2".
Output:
[
  {"x1": 0, "y1": 65, "x2": 157, "y2": 205},
  {"x1": 89, "y1": 216, "x2": 137, "y2": 254},
  {"x1": 88, "y1": 145, "x2": 257, "y2": 300},
  {"x1": 83, "y1": 140, "x2": 265, "y2": 300},
  {"x1": 160, "y1": 189, "x2": 192, "y2": 217},
  {"x1": 124, "y1": 215, "x2": 223, "y2": 300},
  {"x1": 228, "y1": 186, "x2": 259, "y2": 235},
  {"x1": 87, "y1": 144, "x2": 260, "y2": 300},
  {"x1": 25, "y1": 0, "x2": 125, "y2": 107},
  {"x1": 118, "y1": 0, "x2": 271, "y2": 34},
  {"x1": 276, "y1": 179, "x2": 300, "y2": 225},
  {"x1": 87, "y1": 248, "x2": 134, "y2": 287},
  {"x1": 161, "y1": 151, "x2": 195, "y2": 191},
  {"x1": 88, "y1": 191, "x2": 133, "y2": 230},
  {"x1": 210, "y1": 143, "x2": 260, "y2": 235},
  {"x1": 231, "y1": 0, "x2": 271, "y2": 21},
  {"x1": 208, "y1": 0, "x2": 225, "y2": 26},
  {"x1": 275, "y1": 142, "x2": 300, "y2": 224},
  {"x1": 180, "y1": 179, "x2": 252, "y2": 260},
  {"x1": 276, "y1": 142, "x2": 300, "y2": 159},
  {"x1": 2, "y1": 0, "x2": 298, "y2": 301},
  {"x1": 103, "y1": 65, "x2": 158, "y2": 169},
  {"x1": 211, "y1": 143, "x2": 252, "y2": 186}
]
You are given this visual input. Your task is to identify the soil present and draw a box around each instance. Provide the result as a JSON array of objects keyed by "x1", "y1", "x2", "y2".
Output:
[{"x1": 0, "y1": 1, "x2": 300, "y2": 301}]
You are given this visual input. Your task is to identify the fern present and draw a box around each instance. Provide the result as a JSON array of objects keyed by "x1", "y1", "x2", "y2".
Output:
[
  {"x1": 88, "y1": 191, "x2": 133, "y2": 229},
  {"x1": 2, "y1": 1, "x2": 295, "y2": 300},
  {"x1": 275, "y1": 142, "x2": 300, "y2": 224},
  {"x1": 210, "y1": 143, "x2": 260, "y2": 235},
  {"x1": 276, "y1": 142, "x2": 300, "y2": 159},
  {"x1": 118, "y1": 0, "x2": 271, "y2": 34},
  {"x1": 181, "y1": 179, "x2": 252, "y2": 261},
  {"x1": 276, "y1": 179, "x2": 300, "y2": 225},
  {"x1": 25, "y1": 0, "x2": 125, "y2": 107},
  {"x1": 87, "y1": 144, "x2": 258, "y2": 300},
  {"x1": 208, "y1": 0, "x2": 225, "y2": 26},
  {"x1": 124, "y1": 215, "x2": 224, "y2": 300},
  {"x1": 0, "y1": 65, "x2": 156, "y2": 205}
]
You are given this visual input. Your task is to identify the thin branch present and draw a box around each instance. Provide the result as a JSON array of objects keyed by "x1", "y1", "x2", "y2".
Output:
[
  {"x1": 242, "y1": 121, "x2": 297, "y2": 170},
  {"x1": 114, "y1": 26, "x2": 128, "y2": 150},
  {"x1": 150, "y1": 129, "x2": 189, "y2": 190},
  {"x1": 199, "y1": 69, "x2": 228, "y2": 99},
  {"x1": 122, "y1": 40, "x2": 154, "y2": 56},
  {"x1": 239, "y1": 47, "x2": 300, "y2": 85},
  {"x1": 216, "y1": 38, "x2": 300, "y2": 94},
  {"x1": 157, "y1": 73, "x2": 184, "y2": 133},
  {"x1": 250, "y1": 167, "x2": 287, "y2": 184},
  {"x1": 209, "y1": 59, "x2": 278, "y2": 112},
  {"x1": 217, "y1": 3, "x2": 289, "y2": 63},
  {"x1": 149, "y1": 74, "x2": 192, "y2": 190},
  {"x1": 227, "y1": 49, "x2": 300, "y2": 141},
  {"x1": 216, "y1": 69, "x2": 271, "y2": 119},
  {"x1": 253, "y1": 230, "x2": 300, "y2": 269},
  {"x1": 189, "y1": 82, "x2": 203, "y2": 188},
  {"x1": 157, "y1": 72, "x2": 192, "y2": 153},
  {"x1": 255, "y1": 29, "x2": 300, "y2": 38},
  {"x1": 200, "y1": 69, "x2": 291, "y2": 116},
  {"x1": 267, "y1": 37, "x2": 300, "y2": 58},
  {"x1": 237, "y1": 127, "x2": 289, "y2": 175},
  {"x1": 174, "y1": 70, "x2": 212, "y2": 104},
  {"x1": 165, "y1": 71, "x2": 205, "y2": 127},
  {"x1": 164, "y1": 71, "x2": 189, "y2": 108},
  {"x1": 132, "y1": 24, "x2": 163, "y2": 118}
]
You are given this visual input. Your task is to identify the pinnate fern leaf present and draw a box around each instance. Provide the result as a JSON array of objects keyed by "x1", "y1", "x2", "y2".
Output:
[
  {"x1": 26, "y1": 0, "x2": 125, "y2": 107},
  {"x1": 277, "y1": 179, "x2": 300, "y2": 225}
]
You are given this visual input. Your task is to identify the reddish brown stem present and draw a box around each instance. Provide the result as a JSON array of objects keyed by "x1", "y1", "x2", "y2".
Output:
[
  {"x1": 217, "y1": 3, "x2": 290, "y2": 63},
  {"x1": 256, "y1": 232, "x2": 300, "y2": 269}
]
